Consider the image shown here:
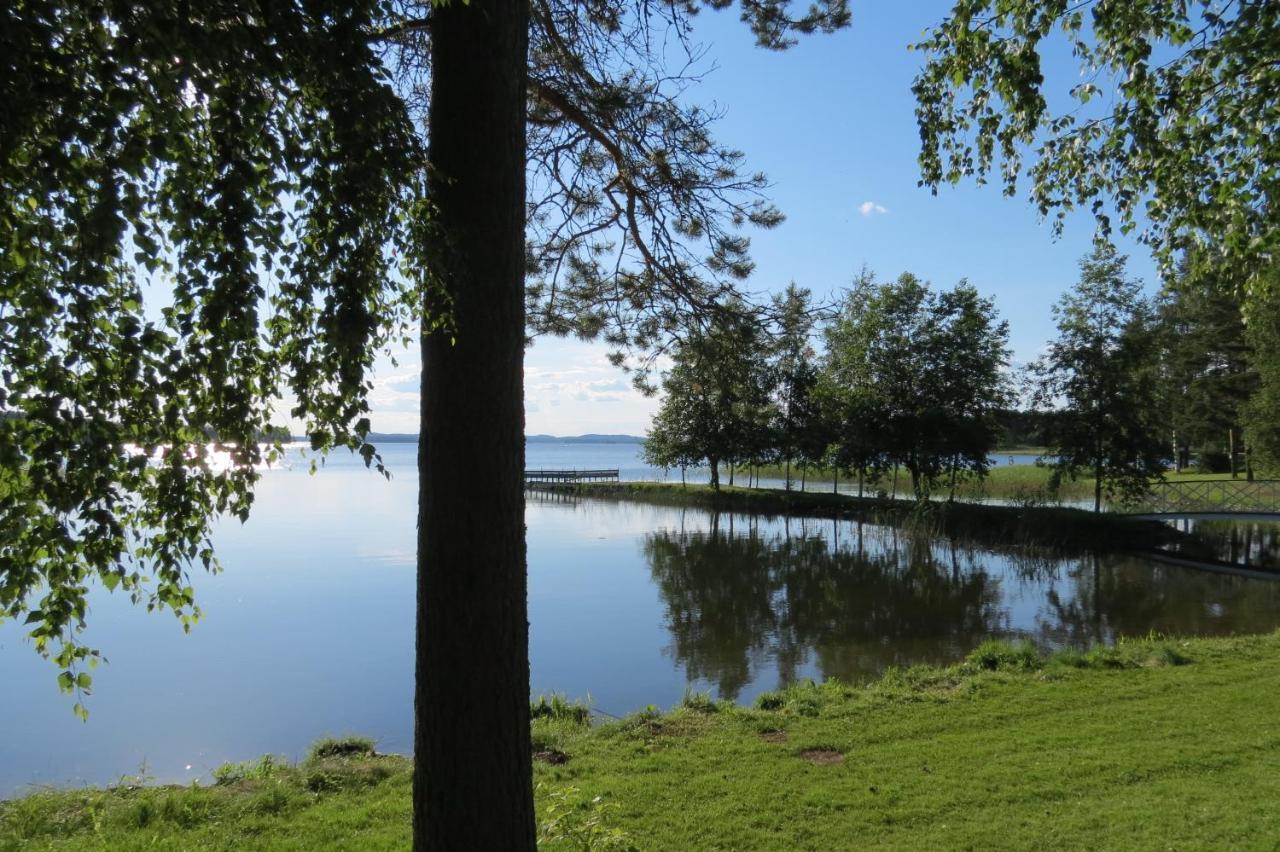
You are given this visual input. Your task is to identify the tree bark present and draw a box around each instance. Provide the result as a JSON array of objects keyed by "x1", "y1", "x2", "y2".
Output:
[{"x1": 417, "y1": 4, "x2": 534, "y2": 850}]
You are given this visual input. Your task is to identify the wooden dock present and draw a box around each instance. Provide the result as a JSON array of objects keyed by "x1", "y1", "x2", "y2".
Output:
[{"x1": 523, "y1": 468, "x2": 619, "y2": 489}]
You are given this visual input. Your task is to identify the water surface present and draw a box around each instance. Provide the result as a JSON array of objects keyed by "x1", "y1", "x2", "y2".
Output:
[{"x1": 2, "y1": 443, "x2": 1276, "y2": 796}]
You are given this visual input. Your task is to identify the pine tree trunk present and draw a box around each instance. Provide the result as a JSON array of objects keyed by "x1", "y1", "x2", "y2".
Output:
[{"x1": 417, "y1": 5, "x2": 534, "y2": 850}]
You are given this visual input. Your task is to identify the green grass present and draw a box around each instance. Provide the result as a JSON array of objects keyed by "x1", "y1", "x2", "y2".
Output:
[
  {"x1": 6, "y1": 633, "x2": 1280, "y2": 849},
  {"x1": 714, "y1": 462, "x2": 1274, "y2": 505}
]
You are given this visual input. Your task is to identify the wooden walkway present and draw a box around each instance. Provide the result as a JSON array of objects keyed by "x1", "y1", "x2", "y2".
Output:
[
  {"x1": 1124, "y1": 479, "x2": 1280, "y2": 517},
  {"x1": 523, "y1": 468, "x2": 619, "y2": 489}
]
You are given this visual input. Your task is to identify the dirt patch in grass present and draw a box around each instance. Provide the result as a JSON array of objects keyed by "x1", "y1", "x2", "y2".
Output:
[
  {"x1": 799, "y1": 749, "x2": 844, "y2": 766},
  {"x1": 534, "y1": 750, "x2": 571, "y2": 765},
  {"x1": 759, "y1": 730, "x2": 788, "y2": 743}
]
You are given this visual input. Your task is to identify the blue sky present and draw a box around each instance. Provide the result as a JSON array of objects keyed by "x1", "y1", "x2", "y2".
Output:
[{"x1": 368, "y1": 2, "x2": 1161, "y2": 436}]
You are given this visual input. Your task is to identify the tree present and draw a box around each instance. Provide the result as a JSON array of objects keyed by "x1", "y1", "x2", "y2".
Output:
[
  {"x1": 1244, "y1": 273, "x2": 1280, "y2": 474},
  {"x1": 1, "y1": 0, "x2": 427, "y2": 724},
  {"x1": 4, "y1": 2, "x2": 850, "y2": 848},
  {"x1": 822, "y1": 271, "x2": 1010, "y2": 499},
  {"x1": 913, "y1": 0, "x2": 1280, "y2": 303},
  {"x1": 768, "y1": 284, "x2": 823, "y2": 489},
  {"x1": 1031, "y1": 244, "x2": 1169, "y2": 511},
  {"x1": 1158, "y1": 260, "x2": 1258, "y2": 477},
  {"x1": 645, "y1": 309, "x2": 771, "y2": 490}
]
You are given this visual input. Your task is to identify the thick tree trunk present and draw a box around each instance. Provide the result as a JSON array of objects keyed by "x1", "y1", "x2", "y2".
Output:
[
  {"x1": 417, "y1": 5, "x2": 533, "y2": 851},
  {"x1": 709, "y1": 456, "x2": 720, "y2": 490}
]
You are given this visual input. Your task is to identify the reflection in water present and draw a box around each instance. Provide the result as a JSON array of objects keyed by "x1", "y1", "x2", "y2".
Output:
[
  {"x1": 1161, "y1": 518, "x2": 1280, "y2": 571},
  {"x1": 643, "y1": 513, "x2": 1280, "y2": 699},
  {"x1": 4, "y1": 457, "x2": 1280, "y2": 797}
]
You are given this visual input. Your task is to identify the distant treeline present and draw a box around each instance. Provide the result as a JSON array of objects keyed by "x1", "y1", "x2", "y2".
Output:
[{"x1": 643, "y1": 245, "x2": 1280, "y2": 510}]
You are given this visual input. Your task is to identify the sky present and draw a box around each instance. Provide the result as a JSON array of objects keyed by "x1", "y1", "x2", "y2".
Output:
[{"x1": 367, "y1": 2, "x2": 1163, "y2": 436}]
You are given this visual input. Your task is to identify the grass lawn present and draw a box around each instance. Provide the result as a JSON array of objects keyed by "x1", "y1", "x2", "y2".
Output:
[
  {"x1": 725, "y1": 461, "x2": 1273, "y2": 508},
  {"x1": 5, "y1": 633, "x2": 1280, "y2": 850}
]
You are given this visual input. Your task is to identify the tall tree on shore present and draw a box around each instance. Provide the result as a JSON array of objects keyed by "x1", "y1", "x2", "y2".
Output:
[
  {"x1": 1159, "y1": 262, "x2": 1258, "y2": 477},
  {"x1": 645, "y1": 309, "x2": 772, "y2": 490},
  {"x1": 822, "y1": 272, "x2": 1010, "y2": 499},
  {"x1": 769, "y1": 284, "x2": 822, "y2": 489},
  {"x1": 4, "y1": 2, "x2": 850, "y2": 849},
  {"x1": 1032, "y1": 244, "x2": 1168, "y2": 512},
  {"x1": 1244, "y1": 274, "x2": 1280, "y2": 474}
]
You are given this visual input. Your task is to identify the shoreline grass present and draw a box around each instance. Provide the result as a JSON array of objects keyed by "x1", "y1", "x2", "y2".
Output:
[{"x1": 6, "y1": 633, "x2": 1280, "y2": 849}]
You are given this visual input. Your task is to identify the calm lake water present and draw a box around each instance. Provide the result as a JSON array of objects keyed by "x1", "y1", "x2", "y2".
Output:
[{"x1": 2, "y1": 441, "x2": 1277, "y2": 796}]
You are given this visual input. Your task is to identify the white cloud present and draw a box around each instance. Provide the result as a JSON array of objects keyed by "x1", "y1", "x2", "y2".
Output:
[{"x1": 858, "y1": 200, "x2": 888, "y2": 216}]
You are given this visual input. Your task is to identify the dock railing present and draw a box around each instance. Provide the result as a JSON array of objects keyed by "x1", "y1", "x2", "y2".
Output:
[{"x1": 523, "y1": 468, "x2": 619, "y2": 487}]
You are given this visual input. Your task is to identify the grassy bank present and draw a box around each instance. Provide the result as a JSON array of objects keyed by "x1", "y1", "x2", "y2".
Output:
[
  {"x1": 6, "y1": 633, "x2": 1280, "y2": 849},
  {"x1": 572, "y1": 481, "x2": 1179, "y2": 554},
  {"x1": 728, "y1": 462, "x2": 1267, "y2": 505}
]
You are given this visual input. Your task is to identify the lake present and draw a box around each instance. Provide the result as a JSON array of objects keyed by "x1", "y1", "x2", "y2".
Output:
[{"x1": 2, "y1": 441, "x2": 1277, "y2": 796}]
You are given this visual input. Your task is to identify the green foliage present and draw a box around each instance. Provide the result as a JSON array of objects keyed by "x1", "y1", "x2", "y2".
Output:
[
  {"x1": 1031, "y1": 244, "x2": 1169, "y2": 511},
  {"x1": 767, "y1": 284, "x2": 827, "y2": 482},
  {"x1": 914, "y1": 0, "x2": 1280, "y2": 299},
  {"x1": 1245, "y1": 276, "x2": 1280, "y2": 472},
  {"x1": 1158, "y1": 257, "x2": 1258, "y2": 474},
  {"x1": 821, "y1": 270, "x2": 1012, "y2": 499},
  {"x1": 1, "y1": 0, "x2": 433, "y2": 698},
  {"x1": 643, "y1": 305, "x2": 771, "y2": 490},
  {"x1": 517, "y1": 1, "x2": 850, "y2": 358},
  {"x1": 536, "y1": 784, "x2": 637, "y2": 851}
]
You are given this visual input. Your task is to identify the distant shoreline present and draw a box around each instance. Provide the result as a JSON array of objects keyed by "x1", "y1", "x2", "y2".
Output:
[
  {"x1": 283, "y1": 433, "x2": 647, "y2": 444},
  {"x1": 287, "y1": 433, "x2": 1044, "y2": 451}
]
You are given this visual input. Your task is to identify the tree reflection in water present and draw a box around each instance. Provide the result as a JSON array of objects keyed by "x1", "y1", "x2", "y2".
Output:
[{"x1": 643, "y1": 512, "x2": 1280, "y2": 701}]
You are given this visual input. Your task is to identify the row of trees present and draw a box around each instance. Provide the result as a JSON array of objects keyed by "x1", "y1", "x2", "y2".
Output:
[
  {"x1": 643, "y1": 274, "x2": 1013, "y2": 500},
  {"x1": 645, "y1": 244, "x2": 1280, "y2": 511}
]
